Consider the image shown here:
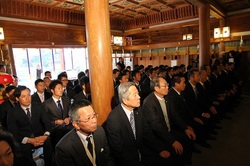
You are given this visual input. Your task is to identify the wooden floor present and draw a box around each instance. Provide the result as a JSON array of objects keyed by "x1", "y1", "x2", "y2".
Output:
[{"x1": 192, "y1": 78, "x2": 250, "y2": 166}]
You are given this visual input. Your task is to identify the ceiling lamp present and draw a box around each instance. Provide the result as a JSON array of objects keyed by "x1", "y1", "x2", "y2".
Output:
[
  {"x1": 214, "y1": 26, "x2": 230, "y2": 39},
  {"x1": 0, "y1": 27, "x2": 4, "y2": 40},
  {"x1": 183, "y1": 34, "x2": 192, "y2": 40}
]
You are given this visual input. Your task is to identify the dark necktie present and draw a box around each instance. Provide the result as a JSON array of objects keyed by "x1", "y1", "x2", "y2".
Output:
[
  {"x1": 57, "y1": 100, "x2": 63, "y2": 118},
  {"x1": 86, "y1": 136, "x2": 93, "y2": 156},
  {"x1": 130, "y1": 112, "x2": 136, "y2": 138},
  {"x1": 14, "y1": 102, "x2": 18, "y2": 107},
  {"x1": 26, "y1": 108, "x2": 31, "y2": 121}
]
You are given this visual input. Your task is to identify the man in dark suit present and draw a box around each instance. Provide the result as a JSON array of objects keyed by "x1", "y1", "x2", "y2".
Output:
[
  {"x1": 142, "y1": 76, "x2": 193, "y2": 165},
  {"x1": 31, "y1": 79, "x2": 51, "y2": 103},
  {"x1": 55, "y1": 99, "x2": 114, "y2": 166},
  {"x1": 105, "y1": 82, "x2": 179, "y2": 166},
  {"x1": 58, "y1": 73, "x2": 76, "y2": 100},
  {"x1": 182, "y1": 69, "x2": 212, "y2": 147},
  {"x1": 141, "y1": 67, "x2": 157, "y2": 102},
  {"x1": 7, "y1": 86, "x2": 53, "y2": 166},
  {"x1": 0, "y1": 86, "x2": 16, "y2": 130},
  {"x1": 73, "y1": 76, "x2": 91, "y2": 104},
  {"x1": 111, "y1": 72, "x2": 129, "y2": 109},
  {"x1": 43, "y1": 80, "x2": 72, "y2": 149}
]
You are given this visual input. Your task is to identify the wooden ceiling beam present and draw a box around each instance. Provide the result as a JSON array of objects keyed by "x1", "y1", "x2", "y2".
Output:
[{"x1": 124, "y1": 39, "x2": 199, "y2": 50}]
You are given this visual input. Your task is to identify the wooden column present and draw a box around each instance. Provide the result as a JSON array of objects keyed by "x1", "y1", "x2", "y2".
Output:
[
  {"x1": 85, "y1": 0, "x2": 113, "y2": 125},
  {"x1": 219, "y1": 19, "x2": 226, "y2": 54},
  {"x1": 199, "y1": 4, "x2": 210, "y2": 67},
  {"x1": 185, "y1": 46, "x2": 190, "y2": 66}
]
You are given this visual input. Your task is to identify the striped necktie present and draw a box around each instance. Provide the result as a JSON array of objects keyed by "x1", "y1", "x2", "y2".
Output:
[{"x1": 130, "y1": 111, "x2": 136, "y2": 138}]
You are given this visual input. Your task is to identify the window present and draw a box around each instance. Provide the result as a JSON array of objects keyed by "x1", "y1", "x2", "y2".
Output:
[
  {"x1": 112, "y1": 53, "x2": 133, "y2": 70},
  {"x1": 13, "y1": 47, "x2": 88, "y2": 93}
]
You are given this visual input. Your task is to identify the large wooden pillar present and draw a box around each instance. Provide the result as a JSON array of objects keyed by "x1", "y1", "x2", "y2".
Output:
[
  {"x1": 85, "y1": 0, "x2": 113, "y2": 125},
  {"x1": 199, "y1": 4, "x2": 210, "y2": 67},
  {"x1": 219, "y1": 19, "x2": 226, "y2": 54},
  {"x1": 185, "y1": 46, "x2": 190, "y2": 67}
]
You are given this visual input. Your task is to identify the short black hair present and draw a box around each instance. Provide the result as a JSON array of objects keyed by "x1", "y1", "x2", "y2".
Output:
[
  {"x1": 57, "y1": 73, "x2": 68, "y2": 81},
  {"x1": 172, "y1": 75, "x2": 184, "y2": 87},
  {"x1": 5, "y1": 85, "x2": 16, "y2": 94},
  {"x1": 0, "y1": 130, "x2": 16, "y2": 154},
  {"x1": 77, "y1": 71, "x2": 85, "y2": 80},
  {"x1": 49, "y1": 80, "x2": 62, "y2": 91},
  {"x1": 35, "y1": 79, "x2": 44, "y2": 86},
  {"x1": 131, "y1": 70, "x2": 140, "y2": 78},
  {"x1": 44, "y1": 71, "x2": 51, "y2": 75},
  {"x1": 79, "y1": 76, "x2": 90, "y2": 87},
  {"x1": 187, "y1": 68, "x2": 199, "y2": 80},
  {"x1": 14, "y1": 86, "x2": 30, "y2": 98}
]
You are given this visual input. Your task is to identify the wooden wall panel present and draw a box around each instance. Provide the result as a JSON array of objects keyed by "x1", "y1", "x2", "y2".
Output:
[
  {"x1": 0, "y1": 21, "x2": 86, "y2": 46},
  {"x1": 228, "y1": 12, "x2": 250, "y2": 33}
]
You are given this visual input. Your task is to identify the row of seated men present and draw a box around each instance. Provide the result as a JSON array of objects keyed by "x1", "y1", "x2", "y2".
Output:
[{"x1": 0, "y1": 60, "x2": 242, "y2": 166}]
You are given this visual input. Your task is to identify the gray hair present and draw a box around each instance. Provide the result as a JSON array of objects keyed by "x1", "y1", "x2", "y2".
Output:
[
  {"x1": 150, "y1": 76, "x2": 162, "y2": 91},
  {"x1": 69, "y1": 99, "x2": 92, "y2": 122},
  {"x1": 118, "y1": 82, "x2": 135, "y2": 103}
]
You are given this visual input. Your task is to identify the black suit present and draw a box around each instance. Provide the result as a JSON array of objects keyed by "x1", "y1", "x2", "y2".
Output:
[
  {"x1": 7, "y1": 102, "x2": 52, "y2": 166},
  {"x1": 181, "y1": 82, "x2": 202, "y2": 117},
  {"x1": 167, "y1": 88, "x2": 194, "y2": 130},
  {"x1": 63, "y1": 87, "x2": 76, "y2": 100},
  {"x1": 43, "y1": 96, "x2": 72, "y2": 148},
  {"x1": 141, "y1": 77, "x2": 152, "y2": 102},
  {"x1": 56, "y1": 126, "x2": 114, "y2": 166},
  {"x1": 142, "y1": 93, "x2": 192, "y2": 164},
  {"x1": 104, "y1": 104, "x2": 173, "y2": 166},
  {"x1": 73, "y1": 91, "x2": 90, "y2": 104},
  {"x1": 0, "y1": 99, "x2": 15, "y2": 130},
  {"x1": 31, "y1": 91, "x2": 51, "y2": 103}
]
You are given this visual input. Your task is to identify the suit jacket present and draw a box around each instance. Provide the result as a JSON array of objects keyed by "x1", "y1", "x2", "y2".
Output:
[
  {"x1": 73, "y1": 91, "x2": 89, "y2": 104},
  {"x1": 43, "y1": 96, "x2": 71, "y2": 129},
  {"x1": 167, "y1": 88, "x2": 194, "y2": 129},
  {"x1": 0, "y1": 99, "x2": 15, "y2": 130},
  {"x1": 141, "y1": 77, "x2": 152, "y2": 101},
  {"x1": 55, "y1": 126, "x2": 114, "y2": 166},
  {"x1": 196, "y1": 83, "x2": 213, "y2": 112},
  {"x1": 104, "y1": 104, "x2": 165, "y2": 166},
  {"x1": 31, "y1": 91, "x2": 52, "y2": 103},
  {"x1": 181, "y1": 82, "x2": 202, "y2": 117},
  {"x1": 7, "y1": 102, "x2": 51, "y2": 143},
  {"x1": 63, "y1": 87, "x2": 76, "y2": 100},
  {"x1": 142, "y1": 93, "x2": 176, "y2": 146}
]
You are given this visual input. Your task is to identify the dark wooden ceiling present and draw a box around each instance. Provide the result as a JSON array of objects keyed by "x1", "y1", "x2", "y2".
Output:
[
  {"x1": 21, "y1": 0, "x2": 250, "y2": 20},
  {"x1": 1, "y1": 0, "x2": 250, "y2": 47}
]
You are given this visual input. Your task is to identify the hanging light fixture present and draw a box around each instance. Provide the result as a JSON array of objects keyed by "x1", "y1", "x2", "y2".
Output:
[{"x1": 0, "y1": 27, "x2": 4, "y2": 40}]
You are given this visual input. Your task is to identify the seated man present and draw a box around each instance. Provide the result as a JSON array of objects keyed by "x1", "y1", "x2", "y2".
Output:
[
  {"x1": 105, "y1": 82, "x2": 181, "y2": 166},
  {"x1": 55, "y1": 99, "x2": 114, "y2": 166},
  {"x1": 7, "y1": 86, "x2": 53, "y2": 166},
  {"x1": 142, "y1": 76, "x2": 194, "y2": 165}
]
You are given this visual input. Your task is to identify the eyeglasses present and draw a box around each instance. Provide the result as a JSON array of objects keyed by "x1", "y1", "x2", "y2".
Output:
[
  {"x1": 76, "y1": 113, "x2": 98, "y2": 123},
  {"x1": 159, "y1": 84, "x2": 169, "y2": 88}
]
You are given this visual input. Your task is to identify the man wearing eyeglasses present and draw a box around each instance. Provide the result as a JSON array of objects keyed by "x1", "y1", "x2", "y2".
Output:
[
  {"x1": 55, "y1": 99, "x2": 114, "y2": 166},
  {"x1": 142, "y1": 76, "x2": 194, "y2": 165},
  {"x1": 105, "y1": 82, "x2": 182, "y2": 166}
]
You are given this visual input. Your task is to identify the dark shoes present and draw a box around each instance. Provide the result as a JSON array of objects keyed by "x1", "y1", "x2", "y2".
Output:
[
  {"x1": 193, "y1": 145, "x2": 202, "y2": 153},
  {"x1": 207, "y1": 135, "x2": 217, "y2": 141},
  {"x1": 198, "y1": 141, "x2": 212, "y2": 148}
]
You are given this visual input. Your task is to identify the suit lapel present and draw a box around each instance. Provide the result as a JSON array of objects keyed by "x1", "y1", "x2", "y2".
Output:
[
  {"x1": 49, "y1": 98, "x2": 62, "y2": 118},
  {"x1": 71, "y1": 130, "x2": 90, "y2": 164}
]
